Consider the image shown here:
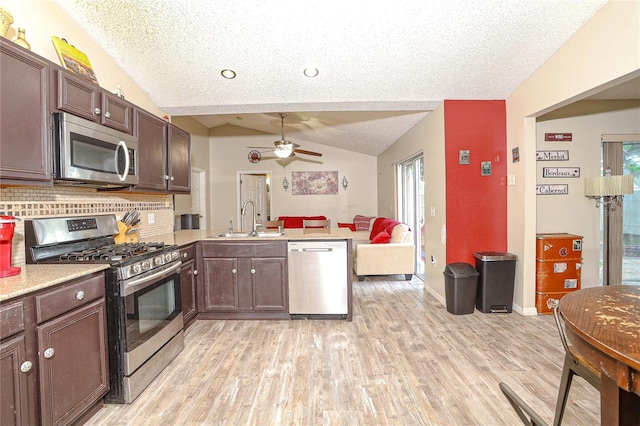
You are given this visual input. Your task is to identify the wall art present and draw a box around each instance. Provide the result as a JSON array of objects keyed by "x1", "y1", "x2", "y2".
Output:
[
  {"x1": 536, "y1": 150, "x2": 569, "y2": 161},
  {"x1": 536, "y1": 184, "x2": 569, "y2": 195},
  {"x1": 542, "y1": 167, "x2": 580, "y2": 178},
  {"x1": 544, "y1": 133, "x2": 572, "y2": 141},
  {"x1": 292, "y1": 171, "x2": 339, "y2": 195}
]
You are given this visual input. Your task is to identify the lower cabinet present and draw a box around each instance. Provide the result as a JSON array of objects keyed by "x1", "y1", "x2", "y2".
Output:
[
  {"x1": 179, "y1": 244, "x2": 198, "y2": 329},
  {"x1": 0, "y1": 271, "x2": 109, "y2": 426},
  {"x1": 197, "y1": 241, "x2": 288, "y2": 319}
]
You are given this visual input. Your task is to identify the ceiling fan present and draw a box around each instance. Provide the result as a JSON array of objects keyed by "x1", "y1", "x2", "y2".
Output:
[{"x1": 247, "y1": 113, "x2": 323, "y2": 162}]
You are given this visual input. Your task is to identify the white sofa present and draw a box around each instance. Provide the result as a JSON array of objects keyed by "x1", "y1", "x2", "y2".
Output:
[{"x1": 351, "y1": 217, "x2": 415, "y2": 281}]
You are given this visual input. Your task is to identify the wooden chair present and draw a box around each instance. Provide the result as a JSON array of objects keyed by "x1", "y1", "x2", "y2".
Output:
[
  {"x1": 303, "y1": 219, "x2": 331, "y2": 233},
  {"x1": 551, "y1": 303, "x2": 600, "y2": 426},
  {"x1": 259, "y1": 220, "x2": 284, "y2": 231},
  {"x1": 498, "y1": 303, "x2": 601, "y2": 426}
]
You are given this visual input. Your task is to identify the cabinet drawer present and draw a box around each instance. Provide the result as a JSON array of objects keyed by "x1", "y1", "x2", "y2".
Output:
[
  {"x1": 0, "y1": 299, "x2": 25, "y2": 340},
  {"x1": 35, "y1": 273, "x2": 105, "y2": 324},
  {"x1": 179, "y1": 244, "x2": 195, "y2": 262},
  {"x1": 200, "y1": 241, "x2": 287, "y2": 258}
]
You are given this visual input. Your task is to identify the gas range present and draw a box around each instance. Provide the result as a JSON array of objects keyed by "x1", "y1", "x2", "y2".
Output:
[{"x1": 24, "y1": 215, "x2": 179, "y2": 280}]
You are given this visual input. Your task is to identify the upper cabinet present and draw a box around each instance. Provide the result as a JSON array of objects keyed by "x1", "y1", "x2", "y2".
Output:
[
  {"x1": 134, "y1": 108, "x2": 191, "y2": 193},
  {"x1": 54, "y1": 68, "x2": 133, "y2": 134},
  {"x1": 0, "y1": 39, "x2": 52, "y2": 185}
]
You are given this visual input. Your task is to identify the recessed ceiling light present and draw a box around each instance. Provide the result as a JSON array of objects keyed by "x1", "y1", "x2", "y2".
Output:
[
  {"x1": 221, "y1": 69, "x2": 236, "y2": 79},
  {"x1": 303, "y1": 67, "x2": 319, "y2": 77}
]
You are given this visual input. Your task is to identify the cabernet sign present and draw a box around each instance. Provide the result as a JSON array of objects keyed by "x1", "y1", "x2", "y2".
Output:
[{"x1": 537, "y1": 184, "x2": 569, "y2": 195}]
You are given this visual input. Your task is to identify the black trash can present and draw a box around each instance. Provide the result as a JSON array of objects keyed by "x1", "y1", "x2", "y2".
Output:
[
  {"x1": 473, "y1": 252, "x2": 518, "y2": 313},
  {"x1": 443, "y1": 263, "x2": 479, "y2": 315}
]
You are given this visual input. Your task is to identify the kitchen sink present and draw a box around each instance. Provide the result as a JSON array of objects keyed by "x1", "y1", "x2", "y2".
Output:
[
  {"x1": 210, "y1": 231, "x2": 287, "y2": 238},
  {"x1": 211, "y1": 232, "x2": 252, "y2": 238}
]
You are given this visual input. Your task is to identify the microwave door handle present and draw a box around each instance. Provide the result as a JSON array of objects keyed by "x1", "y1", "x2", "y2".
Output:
[{"x1": 116, "y1": 141, "x2": 130, "y2": 181}]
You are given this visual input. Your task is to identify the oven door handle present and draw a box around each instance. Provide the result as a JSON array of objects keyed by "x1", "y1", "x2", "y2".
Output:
[{"x1": 121, "y1": 261, "x2": 182, "y2": 296}]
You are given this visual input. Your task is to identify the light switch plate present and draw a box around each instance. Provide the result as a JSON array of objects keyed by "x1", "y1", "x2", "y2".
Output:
[
  {"x1": 507, "y1": 175, "x2": 516, "y2": 186},
  {"x1": 148, "y1": 213, "x2": 155, "y2": 224}
]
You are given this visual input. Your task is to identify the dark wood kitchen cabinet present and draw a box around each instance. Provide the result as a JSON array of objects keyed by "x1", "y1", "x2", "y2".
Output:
[
  {"x1": 179, "y1": 243, "x2": 198, "y2": 329},
  {"x1": 0, "y1": 38, "x2": 52, "y2": 186},
  {"x1": 197, "y1": 241, "x2": 288, "y2": 320},
  {"x1": 133, "y1": 108, "x2": 191, "y2": 193},
  {"x1": 55, "y1": 68, "x2": 133, "y2": 134},
  {"x1": 0, "y1": 271, "x2": 109, "y2": 426}
]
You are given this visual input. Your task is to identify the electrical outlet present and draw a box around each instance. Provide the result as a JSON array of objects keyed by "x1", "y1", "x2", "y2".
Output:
[
  {"x1": 148, "y1": 213, "x2": 155, "y2": 224},
  {"x1": 507, "y1": 175, "x2": 516, "y2": 186},
  {"x1": 430, "y1": 255, "x2": 436, "y2": 265},
  {"x1": 430, "y1": 206, "x2": 436, "y2": 217}
]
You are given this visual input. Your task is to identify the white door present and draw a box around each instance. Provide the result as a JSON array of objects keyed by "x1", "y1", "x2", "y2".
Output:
[{"x1": 240, "y1": 174, "x2": 267, "y2": 231}]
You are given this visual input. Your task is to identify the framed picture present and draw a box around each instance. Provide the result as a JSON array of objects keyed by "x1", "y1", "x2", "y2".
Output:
[
  {"x1": 51, "y1": 36, "x2": 99, "y2": 85},
  {"x1": 292, "y1": 171, "x2": 339, "y2": 195}
]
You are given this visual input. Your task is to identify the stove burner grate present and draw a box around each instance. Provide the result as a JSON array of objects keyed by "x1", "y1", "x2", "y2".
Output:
[{"x1": 58, "y1": 242, "x2": 167, "y2": 262}]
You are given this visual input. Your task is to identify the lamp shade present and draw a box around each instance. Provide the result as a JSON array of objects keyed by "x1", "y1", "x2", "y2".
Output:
[{"x1": 584, "y1": 175, "x2": 634, "y2": 196}]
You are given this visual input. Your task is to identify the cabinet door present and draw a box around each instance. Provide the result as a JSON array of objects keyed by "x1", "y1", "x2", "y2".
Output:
[
  {"x1": 0, "y1": 39, "x2": 51, "y2": 184},
  {"x1": 251, "y1": 257, "x2": 288, "y2": 312},
  {"x1": 180, "y1": 259, "x2": 197, "y2": 327},
  {"x1": 55, "y1": 70, "x2": 101, "y2": 122},
  {"x1": 0, "y1": 334, "x2": 32, "y2": 426},
  {"x1": 102, "y1": 91, "x2": 132, "y2": 133},
  {"x1": 167, "y1": 125, "x2": 191, "y2": 193},
  {"x1": 199, "y1": 258, "x2": 239, "y2": 312},
  {"x1": 133, "y1": 108, "x2": 168, "y2": 191},
  {"x1": 37, "y1": 299, "x2": 109, "y2": 426}
]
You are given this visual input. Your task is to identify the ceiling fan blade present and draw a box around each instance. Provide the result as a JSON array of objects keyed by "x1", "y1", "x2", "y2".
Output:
[{"x1": 293, "y1": 148, "x2": 323, "y2": 157}]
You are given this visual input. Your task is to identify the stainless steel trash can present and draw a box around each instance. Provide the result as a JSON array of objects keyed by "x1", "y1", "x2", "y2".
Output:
[
  {"x1": 443, "y1": 263, "x2": 479, "y2": 315},
  {"x1": 473, "y1": 251, "x2": 518, "y2": 313}
]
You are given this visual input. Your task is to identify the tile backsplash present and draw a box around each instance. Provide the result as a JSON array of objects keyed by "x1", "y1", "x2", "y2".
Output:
[{"x1": 1, "y1": 186, "x2": 175, "y2": 266}]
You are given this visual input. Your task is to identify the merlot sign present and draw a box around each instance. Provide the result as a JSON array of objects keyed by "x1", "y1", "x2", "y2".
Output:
[{"x1": 536, "y1": 150, "x2": 569, "y2": 161}]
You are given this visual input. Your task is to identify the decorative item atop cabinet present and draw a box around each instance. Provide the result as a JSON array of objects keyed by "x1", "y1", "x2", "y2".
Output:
[
  {"x1": 12, "y1": 28, "x2": 30, "y2": 50},
  {"x1": 0, "y1": 7, "x2": 13, "y2": 38},
  {"x1": 51, "y1": 36, "x2": 98, "y2": 85}
]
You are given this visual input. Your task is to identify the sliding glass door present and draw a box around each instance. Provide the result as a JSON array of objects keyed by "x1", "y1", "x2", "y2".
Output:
[
  {"x1": 621, "y1": 142, "x2": 639, "y2": 284},
  {"x1": 398, "y1": 154, "x2": 425, "y2": 281}
]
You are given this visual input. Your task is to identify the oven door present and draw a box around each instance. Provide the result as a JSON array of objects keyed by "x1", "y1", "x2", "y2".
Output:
[{"x1": 120, "y1": 261, "x2": 183, "y2": 376}]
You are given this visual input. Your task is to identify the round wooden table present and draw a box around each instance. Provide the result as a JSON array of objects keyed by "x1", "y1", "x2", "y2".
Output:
[{"x1": 559, "y1": 285, "x2": 640, "y2": 425}]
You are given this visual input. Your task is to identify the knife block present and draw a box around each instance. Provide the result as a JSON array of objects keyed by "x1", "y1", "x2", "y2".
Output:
[{"x1": 114, "y1": 221, "x2": 138, "y2": 244}]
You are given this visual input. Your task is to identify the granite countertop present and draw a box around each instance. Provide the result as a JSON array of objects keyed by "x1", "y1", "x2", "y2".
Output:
[
  {"x1": 0, "y1": 264, "x2": 111, "y2": 303},
  {"x1": 1, "y1": 229, "x2": 355, "y2": 302},
  {"x1": 150, "y1": 228, "x2": 356, "y2": 247}
]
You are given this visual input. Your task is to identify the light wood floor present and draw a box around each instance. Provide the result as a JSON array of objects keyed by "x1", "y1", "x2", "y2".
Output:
[{"x1": 87, "y1": 276, "x2": 599, "y2": 425}]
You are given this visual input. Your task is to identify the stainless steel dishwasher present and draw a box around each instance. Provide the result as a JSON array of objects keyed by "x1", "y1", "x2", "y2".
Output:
[{"x1": 288, "y1": 240, "x2": 348, "y2": 318}]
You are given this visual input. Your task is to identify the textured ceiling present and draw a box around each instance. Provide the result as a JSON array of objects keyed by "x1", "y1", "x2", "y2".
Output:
[{"x1": 54, "y1": 0, "x2": 610, "y2": 156}]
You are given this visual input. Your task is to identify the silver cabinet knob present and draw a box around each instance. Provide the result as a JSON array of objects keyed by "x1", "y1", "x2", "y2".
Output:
[
  {"x1": 20, "y1": 361, "x2": 32, "y2": 373},
  {"x1": 43, "y1": 348, "x2": 55, "y2": 359},
  {"x1": 250, "y1": 269, "x2": 256, "y2": 274},
  {"x1": 170, "y1": 176, "x2": 175, "y2": 181},
  {"x1": 193, "y1": 270, "x2": 198, "y2": 276},
  {"x1": 182, "y1": 252, "x2": 187, "y2": 258},
  {"x1": 104, "y1": 111, "x2": 111, "y2": 119},
  {"x1": 94, "y1": 107, "x2": 101, "y2": 115},
  {"x1": 165, "y1": 175, "x2": 170, "y2": 181},
  {"x1": 231, "y1": 269, "x2": 237, "y2": 274},
  {"x1": 75, "y1": 290, "x2": 85, "y2": 301}
]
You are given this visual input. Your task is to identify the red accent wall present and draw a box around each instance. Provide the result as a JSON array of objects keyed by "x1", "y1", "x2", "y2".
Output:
[{"x1": 444, "y1": 100, "x2": 507, "y2": 264}]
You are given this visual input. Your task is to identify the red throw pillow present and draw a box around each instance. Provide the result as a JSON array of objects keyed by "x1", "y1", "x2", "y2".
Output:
[
  {"x1": 338, "y1": 222, "x2": 356, "y2": 231},
  {"x1": 371, "y1": 229, "x2": 391, "y2": 244},
  {"x1": 369, "y1": 218, "x2": 400, "y2": 240},
  {"x1": 277, "y1": 216, "x2": 304, "y2": 228}
]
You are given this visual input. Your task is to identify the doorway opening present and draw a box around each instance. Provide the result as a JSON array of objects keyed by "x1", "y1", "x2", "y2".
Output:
[
  {"x1": 238, "y1": 171, "x2": 272, "y2": 232},
  {"x1": 397, "y1": 154, "x2": 425, "y2": 281}
]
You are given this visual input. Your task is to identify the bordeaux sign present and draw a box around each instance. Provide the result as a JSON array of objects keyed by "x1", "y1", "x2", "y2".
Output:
[{"x1": 542, "y1": 167, "x2": 580, "y2": 178}]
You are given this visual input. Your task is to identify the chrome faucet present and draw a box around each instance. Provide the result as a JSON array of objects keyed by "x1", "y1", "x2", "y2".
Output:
[{"x1": 240, "y1": 200, "x2": 258, "y2": 236}]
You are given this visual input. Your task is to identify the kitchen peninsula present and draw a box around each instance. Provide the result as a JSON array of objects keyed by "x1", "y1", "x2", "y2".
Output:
[{"x1": 159, "y1": 228, "x2": 355, "y2": 322}]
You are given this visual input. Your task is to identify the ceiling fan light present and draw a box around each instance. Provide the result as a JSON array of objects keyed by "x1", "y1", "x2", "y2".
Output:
[{"x1": 274, "y1": 146, "x2": 292, "y2": 158}]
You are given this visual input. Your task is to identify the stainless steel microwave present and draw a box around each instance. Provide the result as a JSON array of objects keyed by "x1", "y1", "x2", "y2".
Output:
[{"x1": 53, "y1": 112, "x2": 139, "y2": 187}]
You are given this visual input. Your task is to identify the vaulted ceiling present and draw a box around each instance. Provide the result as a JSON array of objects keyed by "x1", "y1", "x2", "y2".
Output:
[{"x1": 54, "y1": 0, "x2": 615, "y2": 156}]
